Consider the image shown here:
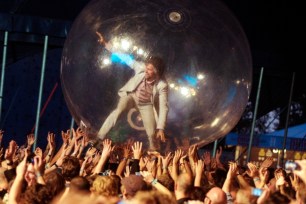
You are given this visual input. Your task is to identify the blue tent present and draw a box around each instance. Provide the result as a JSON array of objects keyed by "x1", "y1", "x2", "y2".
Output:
[{"x1": 225, "y1": 123, "x2": 306, "y2": 151}]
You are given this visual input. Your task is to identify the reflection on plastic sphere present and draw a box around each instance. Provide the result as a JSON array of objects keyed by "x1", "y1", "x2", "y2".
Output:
[{"x1": 61, "y1": 0, "x2": 252, "y2": 152}]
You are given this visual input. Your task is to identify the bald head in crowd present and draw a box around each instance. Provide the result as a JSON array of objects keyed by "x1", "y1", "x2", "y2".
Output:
[
  {"x1": 175, "y1": 173, "x2": 193, "y2": 201},
  {"x1": 204, "y1": 187, "x2": 227, "y2": 204}
]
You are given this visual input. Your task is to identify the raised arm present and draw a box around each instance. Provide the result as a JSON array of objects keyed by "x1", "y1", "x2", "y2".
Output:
[
  {"x1": 9, "y1": 151, "x2": 28, "y2": 204},
  {"x1": 116, "y1": 144, "x2": 130, "y2": 177},
  {"x1": 95, "y1": 31, "x2": 144, "y2": 72},
  {"x1": 294, "y1": 160, "x2": 306, "y2": 185},
  {"x1": 93, "y1": 139, "x2": 114, "y2": 174},
  {"x1": 194, "y1": 159, "x2": 205, "y2": 187},
  {"x1": 130, "y1": 141, "x2": 143, "y2": 174}
]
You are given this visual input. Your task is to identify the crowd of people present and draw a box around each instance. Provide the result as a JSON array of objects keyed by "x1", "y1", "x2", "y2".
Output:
[{"x1": 0, "y1": 127, "x2": 306, "y2": 204}]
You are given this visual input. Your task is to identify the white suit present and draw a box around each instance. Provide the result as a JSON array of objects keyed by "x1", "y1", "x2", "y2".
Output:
[{"x1": 98, "y1": 61, "x2": 168, "y2": 149}]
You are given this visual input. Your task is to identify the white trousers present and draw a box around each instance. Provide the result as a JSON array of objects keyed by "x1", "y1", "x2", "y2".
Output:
[{"x1": 97, "y1": 94, "x2": 157, "y2": 149}]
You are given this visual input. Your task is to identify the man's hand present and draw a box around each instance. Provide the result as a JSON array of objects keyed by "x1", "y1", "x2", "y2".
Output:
[
  {"x1": 0, "y1": 129, "x2": 4, "y2": 144},
  {"x1": 156, "y1": 129, "x2": 166, "y2": 142},
  {"x1": 96, "y1": 31, "x2": 111, "y2": 50},
  {"x1": 27, "y1": 134, "x2": 35, "y2": 149},
  {"x1": 96, "y1": 31, "x2": 105, "y2": 45}
]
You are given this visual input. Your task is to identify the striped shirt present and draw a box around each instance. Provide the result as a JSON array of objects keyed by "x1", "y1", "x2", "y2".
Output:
[{"x1": 135, "y1": 78, "x2": 155, "y2": 104}]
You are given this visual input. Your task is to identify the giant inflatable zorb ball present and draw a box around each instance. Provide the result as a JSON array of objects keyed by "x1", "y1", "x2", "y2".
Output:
[{"x1": 61, "y1": 0, "x2": 252, "y2": 151}]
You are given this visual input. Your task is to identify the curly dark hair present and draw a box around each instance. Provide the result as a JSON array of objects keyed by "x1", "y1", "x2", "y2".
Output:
[
  {"x1": 146, "y1": 56, "x2": 166, "y2": 78},
  {"x1": 61, "y1": 156, "x2": 81, "y2": 182}
]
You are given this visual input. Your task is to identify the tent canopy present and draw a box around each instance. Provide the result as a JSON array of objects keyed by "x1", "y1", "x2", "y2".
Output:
[{"x1": 225, "y1": 123, "x2": 306, "y2": 151}]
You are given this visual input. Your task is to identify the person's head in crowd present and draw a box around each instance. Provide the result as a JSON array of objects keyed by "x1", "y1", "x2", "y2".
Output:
[
  {"x1": 234, "y1": 189, "x2": 256, "y2": 204},
  {"x1": 175, "y1": 173, "x2": 193, "y2": 200},
  {"x1": 214, "y1": 168, "x2": 227, "y2": 188},
  {"x1": 91, "y1": 175, "x2": 119, "y2": 198},
  {"x1": 0, "y1": 170, "x2": 8, "y2": 193},
  {"x1": 281, "y1": 186, "x2": 296, "y2": 201},
  {"x1": 43, "y1": 171, "x2": 66, "y2": 196},
  {"x1": 265, "y1": 191, "x2": 291, "y2": 204},
  {"x1": 24, "y1": 163, "x2": 36, "y2": 186},
  {"x1": 86, "y1": 174, "x2": 98, "y2": 186},
  {"x1": 267, "y1": 167, "x2": 274, "y2": 182},
  {"x1": 61, "y1": 156, "x2": 81, "y2": 182},
  {"x1": 70, "y1": 176, "x2": 90, "y2": 193},
  {"x1": 157, "y1": 173, "x2": 174, "y2": 191},
  {"x1": 190, "y1": 186, "x2": 206, "y2": 202},
  {"x1": 109, "y1": 174, "x2": 121, "y2": 196},
  {"x1": 51, "y1": 191, "x2": 116, "y2": 204},
  {"x1": 20, "y1": 183, "x2": 54, "y2": 204},
  {"x1": 3, "y1": 168, "x2": 15, "y2": 184},
  {"x1": 131, "y1": 190, "x2": 177, "y2": 204},
  {"x1": 274, "y1": 167, "x2": 286, "y2": 178},
  {"x1": 121, "y1": 174, "x2": 150, "y2": 200},
  {"x1": 206, "y1": 171, "x2": 215, "y2": 185},
  {"x1": 296, "y1": 184, "x2": 306, "y2": 204},
  {"x1": 204, "y1": 187, "x2": 227, "y2": 204}
]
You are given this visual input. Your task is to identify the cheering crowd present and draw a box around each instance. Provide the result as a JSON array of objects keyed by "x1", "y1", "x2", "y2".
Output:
[{"x1": 0, "y1": 128, "x2": 306, "y2": 204}]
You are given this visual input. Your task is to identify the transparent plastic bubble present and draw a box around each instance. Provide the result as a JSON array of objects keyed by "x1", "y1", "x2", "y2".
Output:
[{"x1": 61, "y1": 0, "x2": 252, "y2": 152}]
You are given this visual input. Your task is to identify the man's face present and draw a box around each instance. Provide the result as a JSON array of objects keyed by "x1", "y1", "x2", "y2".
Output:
[{"x1": 145, "y1": 63, "x2": 156, "y2": 81}]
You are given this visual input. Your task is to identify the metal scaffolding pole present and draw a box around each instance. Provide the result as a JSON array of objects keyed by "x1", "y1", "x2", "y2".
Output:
[
  {"x1": 33, "y1": 35, "x2": 48, "y2": 151},
  {"x1": 0, "y1": 31, "x2": 8, "y2": 123},
  {"x1": 247, "y1": 67, "x2": 264, "y2": 163},
  {"x1": 212, "y1": 140, "x2": 218, "y2": 157},
  {"x1": 70, "y1": 117, "x2": 75, "y2": 138},
  {"x1": 281, "y1": 72, "x2": 295, "y2": 167}
]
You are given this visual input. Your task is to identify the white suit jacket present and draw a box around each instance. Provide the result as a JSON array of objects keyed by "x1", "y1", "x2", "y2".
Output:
[{"x1": 118, "y1": 61, "x2": 169, "y2": 130}]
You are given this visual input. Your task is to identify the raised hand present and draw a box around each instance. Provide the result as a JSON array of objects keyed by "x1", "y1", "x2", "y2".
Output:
[
  {"x1": 203, "y1": 151, "x2": 211, "y2": 166},
  {"x1": 132, "y1": 141, "x2": 142, "y2": 160},
  {"x1": 35, "y1": 147, "x2": 43, "y2": 158},
  {"x1": 156, "y1": 129, "x2": 166, "y2": 142},
  {"x1": 124, "y1": 165, "x2": 131, "y2": 177},
  {"x1": 195, "y1": 159, "x2": 205, "y2": 177},
  {"x1": 188, "y1": 145, "x2": 198, "y2": 160},
  {"x1": 173, "y1": 149, "x2": 184, "y2": 165},
  {"x1": 75, "y1": 127, "x2": 85, "y2": 139},
  {"x1": 96, "y1": 31, "x2": 106, "y2": 45},
  {"x1": 0, "y1": 147, "x2": 3, "y2": 159},
  {"x1": 122, "y1": 144, "x2": 131, "y2": 159},
  {"x1": 140, "y1": 171, "x2": 155, "y2": 183},
  {"x1": 161, "y1": 152, "x2": 172, "y2": 170},
  {"x1": 16, "y1": 151, "x2": 28, "y2": 178},
  {"x1": 259, "y1": 167, "x2": 269, "y2": 186},
  {"x1": 227, "y1": 162, "x2": 238, "y2": 179},
  {"x1": 61, "y1": 130, "x2": 70, "y2": 146},
  {"x1": 275, "y1": 175, "x2": 286, "y2": 186},
  {"x1": 27, "y1": 133, "x2": 35, "y2": 149},
  {"x1": 289, "y1": 173, "x2": 300, "y2": 191},
  {"x1": 215, "y1": 147, "x2": 223, "y2": 162},
  {"x1": 85, "y1": 147, "x2": 97, "y2": 159},
  {"x1": 72, "y1": 138, "x2": 82, "y2": 157},
  {"x1": 210, "y1": 158, "x2": 217, "y2": 170},
  {"x1": 5, "y1": 140, "x2": 17, "y2": 161},
  {"x1": 146, "y1": 158, "x2": 156, "y2": 173},
  {"x1": 47, "y1": 132, "x2": 56, "y2": 151},
  {"x1": 33, "y1": 155, "x2": 45, "y2": 176},
  {"x1": 246, "y1": 162, "x2": 259, "y2": 178},
  {"x1": 139, "y1": 156, "x2": 149, "y2": 171},
  {"x1": 96, "y1": 31, "x2": 111, "y2": 50},
  {"x1": 0, "y1": 129, "x2": 3, "y2": 145},
  {"x1": 179, "y1": 152, "x2": 188, "y2": 165},
  {"x1": 260, "y1": 157, "x2": 274, "y2": 169},
  {"x1": 101, "y1": 139, "x2": 114, "y2": 159}
]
